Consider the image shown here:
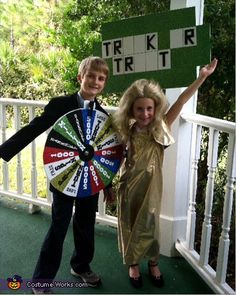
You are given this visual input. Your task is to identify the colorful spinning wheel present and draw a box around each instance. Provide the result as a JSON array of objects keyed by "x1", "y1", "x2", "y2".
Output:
[{"x1": 43, "y1": 108, "x2": 123, "y2": 197}]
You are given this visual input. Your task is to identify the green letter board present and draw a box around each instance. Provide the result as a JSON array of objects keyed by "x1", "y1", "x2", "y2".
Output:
[{"x1": 93, "y1": 7, "x2": 211, "y2": 93}]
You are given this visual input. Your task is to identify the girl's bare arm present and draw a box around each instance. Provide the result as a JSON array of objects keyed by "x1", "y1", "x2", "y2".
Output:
[{"x1": 166, "y1": 58, "x2": 218, "y2": 127}]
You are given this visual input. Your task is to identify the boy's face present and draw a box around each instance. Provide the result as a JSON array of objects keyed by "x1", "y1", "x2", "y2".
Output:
[{"x1": 78, "y1": 68, "x2": 107, "y2": 100}]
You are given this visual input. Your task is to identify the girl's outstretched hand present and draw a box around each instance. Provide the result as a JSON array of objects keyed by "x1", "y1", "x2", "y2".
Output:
[{"x1": 199, "y1": 58, "x2": 218, "y2": 78}]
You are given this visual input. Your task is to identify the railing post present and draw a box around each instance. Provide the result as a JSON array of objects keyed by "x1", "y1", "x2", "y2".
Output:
[
  {"x1": 98, "y1": 191, "x2": 106, "y2": 217},
  {"x1": 186, "y1": 124, "x2": 202, "y2": 250},
  {"x1": 28, "y1": 106, "x2": 41, "y2": 214},
  {"x1": 199, "y1": 128, "x2": 219, "y2": 266},
  {"x1": 14, "y1": 105, "x2": 23, "y2": 194},
  {"x1": 29, "y1": 106, "x2": 38, "y2": 197},
  {"x1": 216, "y1": 132, "x2": 236, "y2": 284},
  {"x1": 0, "y1": 104, "x2": 9, "y2": 190}
]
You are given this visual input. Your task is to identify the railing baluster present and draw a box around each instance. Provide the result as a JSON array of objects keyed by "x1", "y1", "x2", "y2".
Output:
[
  {"x1": 216, "y1": 132, "x2": 236, "y2": 284},
  {"x1": 98, "y1": 191, "x2": 106, "y2": 217},
  {"x1": 0, "y1": 104, "x2": 9, "y2": 190},
  {"x1": 29, "y1": 106, "x2": 37, "y2": 198},
  {"x1": 186, "y1": 124, "x2": 202, "y2": 250},
  {"x1": 14, "y1": 105, "x2": 23, "y2": 194},
  {"x1": 28, "y1": 106, "x2": 42, "y2": 214},
  {"x1": 199, "y1": 128, "x2": 219, "y2": 266}
]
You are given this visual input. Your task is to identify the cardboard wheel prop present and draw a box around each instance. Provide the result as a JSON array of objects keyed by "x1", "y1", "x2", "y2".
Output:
[{"x1": 43, "y1": 108, "x2": 123, "y2": 197}]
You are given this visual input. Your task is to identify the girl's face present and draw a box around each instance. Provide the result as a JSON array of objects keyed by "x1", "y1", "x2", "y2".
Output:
[{"x1": 132, "y1": 97, "x2": 155, "y2": 129}]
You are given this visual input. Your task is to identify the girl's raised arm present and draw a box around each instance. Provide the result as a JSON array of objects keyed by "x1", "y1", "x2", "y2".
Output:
[{"x1": 166, "y1": 58, "x2": 218, "y2": 127}]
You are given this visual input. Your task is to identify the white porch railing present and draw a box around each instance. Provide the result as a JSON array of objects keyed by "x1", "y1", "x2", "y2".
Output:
[
  {"x1": 0, "y1": 98, "x2": 235, "y2": 294},
  {"x1": 176, "y1": 113, "x2": 235, "y2": 295}
]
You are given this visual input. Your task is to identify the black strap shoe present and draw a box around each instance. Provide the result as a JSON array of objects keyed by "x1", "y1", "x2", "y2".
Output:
[
  {"x1": 148, "y1": 261, "x2": 164, "y2": 288},
  {"x1": 129, "y1": 264, "x2": 143, "y2": 288}
]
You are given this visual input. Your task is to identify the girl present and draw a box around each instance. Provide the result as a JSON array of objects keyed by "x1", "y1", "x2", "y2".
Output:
[{"x1": 114, "y1": 58, "x2": 218, "y2": 288}]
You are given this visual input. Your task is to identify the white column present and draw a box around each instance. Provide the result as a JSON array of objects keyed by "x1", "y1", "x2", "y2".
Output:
[{"x1": 159, "y1": 0, "x2": 204, "y2": 256}]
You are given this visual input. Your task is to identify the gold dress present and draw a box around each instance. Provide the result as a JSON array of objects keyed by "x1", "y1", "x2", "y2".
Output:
[{"x1": 118, "y1": 121, "x2": 174, "y2": 265}]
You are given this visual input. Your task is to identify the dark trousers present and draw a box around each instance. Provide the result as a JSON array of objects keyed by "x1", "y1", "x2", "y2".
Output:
[{"x1": 32, "y1": 192, "x2": 99, "y2": 282}]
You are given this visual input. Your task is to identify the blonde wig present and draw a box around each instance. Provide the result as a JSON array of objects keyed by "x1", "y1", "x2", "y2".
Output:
[{"x1": 114, "y1": 79, "x2": 169, "y2": 143}]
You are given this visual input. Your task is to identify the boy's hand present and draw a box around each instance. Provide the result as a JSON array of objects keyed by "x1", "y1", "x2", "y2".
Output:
[
  {"x1": 103, "y1": 187, "x2": 116, "y2": 204},
  {"x1": 199, "y1": 58, "x2": 218, "y2": 79}
]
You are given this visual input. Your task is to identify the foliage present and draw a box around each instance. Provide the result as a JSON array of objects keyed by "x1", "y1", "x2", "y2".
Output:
[
  {"x1": 0, "y1": 42, "x2": 72, "y2": 99},
  {"x1": 198, "y1": 0, "x2": 235, "y2": 122},
  {"x1": 0, "y1": 0, "x2": 77, "y2": 98}
]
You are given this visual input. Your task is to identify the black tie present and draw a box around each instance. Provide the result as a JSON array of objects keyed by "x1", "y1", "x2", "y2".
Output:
[{"x1": 88, "y1": 101, "x2": 94, "y2": 117}]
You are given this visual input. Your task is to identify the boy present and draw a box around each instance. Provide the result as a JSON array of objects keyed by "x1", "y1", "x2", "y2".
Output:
[{"x1": 0, "y1": 56, "x2": 115, "y2": 293}]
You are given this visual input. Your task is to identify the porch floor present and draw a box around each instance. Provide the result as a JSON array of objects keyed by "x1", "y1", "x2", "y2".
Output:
[{"x1": 0, "y1": 197, "x2": 213, "y2": 294}]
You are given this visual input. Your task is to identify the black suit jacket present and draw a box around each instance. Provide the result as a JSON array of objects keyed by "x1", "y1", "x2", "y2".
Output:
[{"x1": 0, "y1": 93, "x2": 108, "y2": 162}]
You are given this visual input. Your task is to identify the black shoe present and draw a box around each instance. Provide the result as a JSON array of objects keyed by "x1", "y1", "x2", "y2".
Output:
[
  {"x1": 129, "y1": 264, "x2": 143, "y2": 289},
  {"x1": 148, "y1": 262, "x2": 164, "y2": 288}
]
